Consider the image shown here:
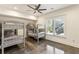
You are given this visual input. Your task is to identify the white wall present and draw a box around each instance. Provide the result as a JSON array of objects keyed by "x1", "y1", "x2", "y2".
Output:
[{"x1": 37, "y1": 5, "x2": 79, "y2": 48}]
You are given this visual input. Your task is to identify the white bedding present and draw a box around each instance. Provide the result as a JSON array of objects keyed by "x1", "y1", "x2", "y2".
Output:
[{"x1": 28, "y1": 32, "x2": 45, "y2": 38}]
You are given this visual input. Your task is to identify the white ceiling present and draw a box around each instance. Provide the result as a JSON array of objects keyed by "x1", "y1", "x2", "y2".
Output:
[{"x1": 0, "y1": 4, "x2": 72, "y2": 19}]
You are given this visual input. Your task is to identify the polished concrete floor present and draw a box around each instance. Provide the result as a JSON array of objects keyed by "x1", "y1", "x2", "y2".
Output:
[{"x1": 1, "y1": 38, "x2": 79, "y2": 54}]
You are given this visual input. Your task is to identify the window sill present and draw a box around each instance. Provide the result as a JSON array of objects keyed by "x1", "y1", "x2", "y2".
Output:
[
  {"x1": 46, "y1": 33, "x2": 66, "y2": 39},
  {"x1": 53, "y1": 35, "x2": 66, "y2": 39},
  {"x1": 46, "y1": 33, "x2": 54, "y2": 35}
]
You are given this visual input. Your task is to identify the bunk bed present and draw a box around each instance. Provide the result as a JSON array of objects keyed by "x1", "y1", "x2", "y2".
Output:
[
  {"x1": 0, "y1": 21, "x2": 26, "y2": 54},
  {"x1": 26, "y1": 23, "x2": 46, "y2": 43}
]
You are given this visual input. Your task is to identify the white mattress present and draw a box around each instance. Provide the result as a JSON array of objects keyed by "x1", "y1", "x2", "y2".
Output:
[{"x1": 28, "y1": 32, "x2": 45, "y2": 38}]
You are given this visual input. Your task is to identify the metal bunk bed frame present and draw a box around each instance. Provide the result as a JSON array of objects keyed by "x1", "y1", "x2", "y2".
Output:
[
  {"x1": 27, "y1": 23, "x2": 46, "y2": 43},
  {"x1": 0, "y1": 21, "x2": 26, "y2": 54}
]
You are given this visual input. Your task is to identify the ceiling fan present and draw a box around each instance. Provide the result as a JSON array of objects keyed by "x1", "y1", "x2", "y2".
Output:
[{"x1": 27, "y1": 4, "x2": 47, "y2": 14}]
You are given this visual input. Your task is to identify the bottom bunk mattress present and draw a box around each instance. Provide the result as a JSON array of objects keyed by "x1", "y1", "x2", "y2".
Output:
[{"x1": 28, "y1": 32, "x2": 45, "y2": 38}]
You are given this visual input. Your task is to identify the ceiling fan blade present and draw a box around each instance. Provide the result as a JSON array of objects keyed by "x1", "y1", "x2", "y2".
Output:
[
  {"x1": 33, "y1": 11, "x2": 36, "y2": 14},
  {"x1": 38, "y1": 10, "x2": 42, "y2": 13},
  {"x1": 27, "y1": 5, "x2": 35, "y2": 10},
  {"x1": 39, "y1": 9, "x2": 47, "y2": 11},
  {"x1": 35, "y1": 4, "x2": 41, "y2": 10}
]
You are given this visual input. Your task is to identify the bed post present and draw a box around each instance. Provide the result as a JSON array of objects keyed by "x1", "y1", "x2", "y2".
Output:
[
  {"x1": 23, "y1": 24, "x2": 26, "y2": 51},
  {"x1": 44, "y1": 24, "x2": 46, "y2": 39},
  {"x1": 2, "y1": 22, "x2": 4, "y2": 54},
  {"x1": 37, "y1": 24, "x2": 39, "y2": 44}
]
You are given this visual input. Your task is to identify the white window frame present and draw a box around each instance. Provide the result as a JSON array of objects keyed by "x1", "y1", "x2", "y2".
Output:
[
  {"x1": 54, "y1": 16, "x2": 65, "y2": 37},
  {"x1": 46, "y1": 19, "x2": 54, "y2": 34},
  {"x1": 47, "y1": 15, "x2": 65, "y2": 38}
]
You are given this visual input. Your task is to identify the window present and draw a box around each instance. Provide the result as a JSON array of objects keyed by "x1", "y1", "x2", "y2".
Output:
[
  {"x1": 54, "y1": 16, "x2": 64, "y2": 36},
  {"x1": 47, "y1": 15, "x2": 64, "y2": 36},
  {"x1": 17, "y1": 29, "x2": 23, "y2": 36},
  {"x1": 47, "y1": 19, "x2": 53, "y2": 33}
]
